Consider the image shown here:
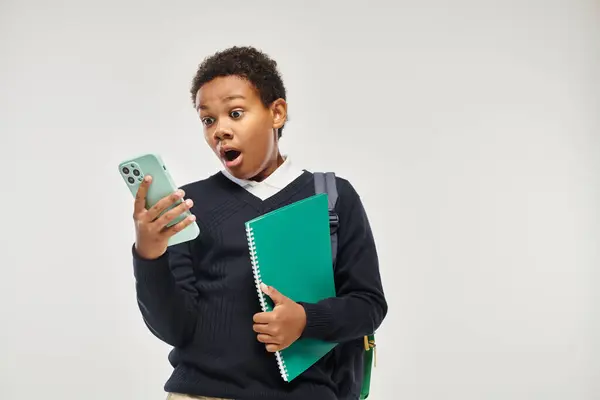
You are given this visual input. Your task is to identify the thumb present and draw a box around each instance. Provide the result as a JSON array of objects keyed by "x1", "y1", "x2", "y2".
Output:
[{"x1": 261, "y1": 283, "x2": 287, "y2": 305}]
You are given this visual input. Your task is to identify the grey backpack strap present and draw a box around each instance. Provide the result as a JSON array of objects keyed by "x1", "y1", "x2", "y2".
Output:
[{"x1": 314, "y1": 172, "x2": 339, "y2": 266}]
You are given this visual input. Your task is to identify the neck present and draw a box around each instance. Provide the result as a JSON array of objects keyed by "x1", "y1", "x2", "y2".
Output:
[{"x1": 251, "y1": 151, "x2": 284, "y2": 182}]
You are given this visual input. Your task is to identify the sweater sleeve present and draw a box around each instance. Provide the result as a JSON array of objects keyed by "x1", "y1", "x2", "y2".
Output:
[
  {"x1": 299, "y1": 178, "x2": 387, "y2": 343},
  {"x1": 132, "y1": 241, "x2": 199, "y2": 347}
]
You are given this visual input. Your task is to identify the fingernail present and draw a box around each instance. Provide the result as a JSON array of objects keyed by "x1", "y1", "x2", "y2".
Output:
[
  {"x1": 177, "y1": 189, "x2": 184, "y2": 197},
  {"x1": 144, "y1": 175, "x2": 151, "y2": 182},
  {"x1": 185, "y1": 199, "x2": 193, "y2": 207}
]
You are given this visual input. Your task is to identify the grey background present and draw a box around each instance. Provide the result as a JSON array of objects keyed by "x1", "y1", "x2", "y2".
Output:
[{"x1": 1, "y1": 1, "x2": 598, "y2": 399}]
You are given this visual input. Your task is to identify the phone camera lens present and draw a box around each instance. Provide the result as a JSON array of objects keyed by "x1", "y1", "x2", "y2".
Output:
[
  {"x1": 133, "y1": 169, "x2": 140, "y2": 176},
  {"x1": 122, "y1": 167, "x2": 130, "y2": 174},
  {"x1": 128, "y1": 177, "x2": 135, "y2": 184}
]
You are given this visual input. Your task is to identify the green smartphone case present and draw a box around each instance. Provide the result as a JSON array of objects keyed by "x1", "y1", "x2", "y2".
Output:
[{"x1": 118, "y1": 153, "x2": 200, "y2": 246}]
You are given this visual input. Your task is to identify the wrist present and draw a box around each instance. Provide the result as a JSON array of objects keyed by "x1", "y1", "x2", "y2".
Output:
[
  {"x1": 298, "y1": 302, "x2": 334, "y2": 340},
  {"x1": 131, "y1": 243, "x2": 171, "y2": 284},
  {"x1": 296, "y1": 302, "x2": 307, "y2": 333},
  {"x1": 134, "y1": 241, "x2": 166, "y2": 260}
]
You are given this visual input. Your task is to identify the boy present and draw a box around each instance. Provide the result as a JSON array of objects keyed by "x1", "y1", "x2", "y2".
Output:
[{"x1": 131, "y1": 46, "x2": 387, "y2": 400}]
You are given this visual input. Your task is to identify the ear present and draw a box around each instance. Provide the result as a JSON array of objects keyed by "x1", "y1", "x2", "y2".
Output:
[{"x1": 270, "y1": 98, "x2": 287, "y2": 130}]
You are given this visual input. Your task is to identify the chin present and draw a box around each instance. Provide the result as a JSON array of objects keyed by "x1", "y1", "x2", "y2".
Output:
[
  {"x1": 227, "y1": 169, "x2": 249, "y2": 180},
  {"x1": 224, "y1": 164, "x2": 253, "y2": 180},
  {"x1": 233, "y1": 166, "x2": 268, "y2": 182},
  {"x1": 221, "y1": 152, "x2": 271, "y2": 181}
]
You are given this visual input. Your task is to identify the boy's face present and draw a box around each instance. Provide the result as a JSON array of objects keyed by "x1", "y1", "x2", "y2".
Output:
[{"x1": 195, "y1": 75, "x2": 286, "y2": 181}]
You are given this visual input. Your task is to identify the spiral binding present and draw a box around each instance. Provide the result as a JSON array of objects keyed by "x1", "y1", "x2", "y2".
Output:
[{"x1": 246, "y1": 224, "x2": 290, "y2": 382}]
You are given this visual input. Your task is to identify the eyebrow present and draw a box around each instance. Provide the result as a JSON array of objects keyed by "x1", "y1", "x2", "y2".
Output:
[{"x1": 197, "y1": 94, "x2": 246, "y2": 111}]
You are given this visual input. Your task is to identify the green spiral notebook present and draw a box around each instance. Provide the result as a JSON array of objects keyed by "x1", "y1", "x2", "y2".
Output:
[{"x1": 245, "y1": 193, "x2": 338, "y2": 382}]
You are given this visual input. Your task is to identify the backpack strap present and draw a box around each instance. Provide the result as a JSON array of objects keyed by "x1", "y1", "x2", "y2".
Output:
[
  {"x1": 314, "y1": 171, "x2": 376, "y2": 400},
  {"x1": 313, "y1": 172, "x2": 339, "y2": 266}
]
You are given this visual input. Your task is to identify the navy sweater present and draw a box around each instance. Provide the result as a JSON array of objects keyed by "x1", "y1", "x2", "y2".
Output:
[{"x1": 132, "y1": 170, "x2": 387, "y2": 400}]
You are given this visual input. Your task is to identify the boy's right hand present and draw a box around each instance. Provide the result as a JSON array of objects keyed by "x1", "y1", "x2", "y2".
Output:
[{"x1": 133, "y1": 175, "x2": 195, "y2": 260}]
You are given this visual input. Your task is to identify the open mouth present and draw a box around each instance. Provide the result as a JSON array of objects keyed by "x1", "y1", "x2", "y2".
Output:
[{"x1": 224, "y1": 149, "x2": 241, "y2": 162}]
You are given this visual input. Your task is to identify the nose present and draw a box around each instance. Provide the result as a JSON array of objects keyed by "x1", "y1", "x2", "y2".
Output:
[{"x1": 213, "y1": 120, "x2": 234, "y2": 142}]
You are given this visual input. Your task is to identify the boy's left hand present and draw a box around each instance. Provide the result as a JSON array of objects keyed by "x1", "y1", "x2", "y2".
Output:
[{"x1": 253, "y1": 283, "x2": 307, "y2": 352}]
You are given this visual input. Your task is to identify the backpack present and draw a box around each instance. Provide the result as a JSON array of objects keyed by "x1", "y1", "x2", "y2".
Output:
[{"x1": 313, "y1": 172, "x2": 376, "y2": 400}]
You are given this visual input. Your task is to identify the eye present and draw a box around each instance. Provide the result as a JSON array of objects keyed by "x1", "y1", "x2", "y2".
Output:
[
  {"x1": 230, "y1": 110, "x2": 244, "y2": 119},
  {"x1": 201, "y1": 117, "x2": 215, "y2": 127}
]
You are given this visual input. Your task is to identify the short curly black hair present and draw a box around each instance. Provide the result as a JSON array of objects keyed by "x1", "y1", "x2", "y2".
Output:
[{"x1": 190, "y1": 46, "x2": 287, "y2": 138}]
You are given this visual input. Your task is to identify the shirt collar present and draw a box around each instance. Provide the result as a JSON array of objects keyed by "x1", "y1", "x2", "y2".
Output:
[{"x1": 221, "y1": 155, "x2": 302, "y2": 189}]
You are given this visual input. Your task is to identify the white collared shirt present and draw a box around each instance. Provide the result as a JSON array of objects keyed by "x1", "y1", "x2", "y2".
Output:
[{"x1": 220, "y1": 156, "x2": 304, "y2": 200}]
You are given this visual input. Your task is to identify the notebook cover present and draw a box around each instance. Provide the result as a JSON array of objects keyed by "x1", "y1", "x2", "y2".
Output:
[{"x1": 245, "y1": 193, "x2": 338, "y2": 382}]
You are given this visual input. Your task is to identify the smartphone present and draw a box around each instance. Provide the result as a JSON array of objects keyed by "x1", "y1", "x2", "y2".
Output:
[{"x1": 118, "y1": 153, "x2": 200, "y2": 246}]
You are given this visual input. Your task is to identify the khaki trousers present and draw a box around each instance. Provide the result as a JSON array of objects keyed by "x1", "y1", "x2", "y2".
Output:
[{"x1": 167, "y1": 393, "x2": 231, "y2": 400}]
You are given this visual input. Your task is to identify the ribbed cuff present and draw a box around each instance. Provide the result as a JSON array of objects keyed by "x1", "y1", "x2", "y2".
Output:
[
  {"x1": 298, "y1": 302, "x2": 334, "y2": 340},
  {"x1": 131, "y1": 244, "x2": 171, "y2": 284}
]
